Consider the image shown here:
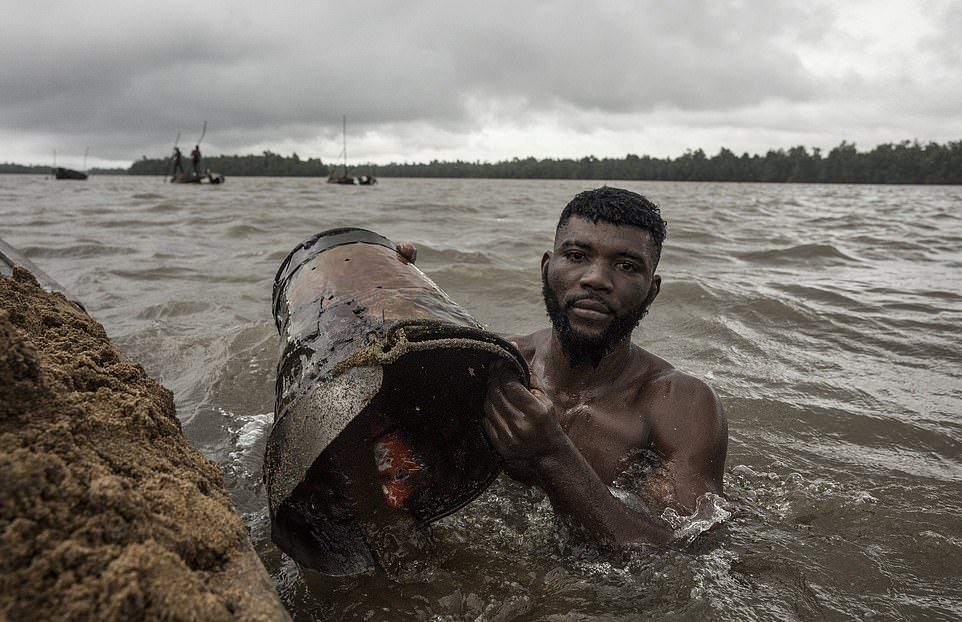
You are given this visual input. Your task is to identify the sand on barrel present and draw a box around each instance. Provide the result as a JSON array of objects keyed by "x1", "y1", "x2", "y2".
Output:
[{"x1": 0, "y1": 266, "x2": 290, "y2": 621}]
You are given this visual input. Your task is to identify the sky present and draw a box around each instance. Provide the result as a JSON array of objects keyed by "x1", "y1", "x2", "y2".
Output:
[{"x1": 2, "y1": 0, "x2": 959, "y2": 169}]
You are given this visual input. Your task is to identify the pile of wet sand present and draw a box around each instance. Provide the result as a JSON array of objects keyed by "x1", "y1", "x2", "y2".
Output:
[{"x1": 0, "y1": 267, "x2": 289, "y2": 621}]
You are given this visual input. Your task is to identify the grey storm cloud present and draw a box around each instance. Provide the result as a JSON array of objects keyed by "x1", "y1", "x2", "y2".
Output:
[
  {"x1": 2, "y1": 3, "x2": 819, "y2": 143},
  {"x1": 1, "y1": 0, "x2": 958, "y2": 164}
]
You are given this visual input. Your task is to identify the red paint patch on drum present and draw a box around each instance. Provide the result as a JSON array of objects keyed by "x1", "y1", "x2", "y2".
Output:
[{"x1": 372, "y1": 425, "x2": 424, "y2": 509}]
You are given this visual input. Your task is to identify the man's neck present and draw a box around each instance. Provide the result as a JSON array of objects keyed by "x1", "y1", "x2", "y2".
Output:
[{"x1": 543, "y1": 330, "x2": 635, "y2": 391}]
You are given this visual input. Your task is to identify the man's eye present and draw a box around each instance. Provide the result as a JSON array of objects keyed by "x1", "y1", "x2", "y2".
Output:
[
  {"x1": 618, "y1": 262, "x2": 638, "y2": 272},
  {"x1": 566, "y1": 252, "x2": 585, "y2": 261}
]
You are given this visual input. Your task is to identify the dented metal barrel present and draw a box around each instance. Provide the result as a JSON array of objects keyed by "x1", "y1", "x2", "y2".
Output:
[{"x1": 265, "y1": 227, "x2": 528, "y2": 575}]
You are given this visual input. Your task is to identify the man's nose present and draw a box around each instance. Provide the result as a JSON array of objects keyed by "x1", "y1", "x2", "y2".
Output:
[{"x1": 579, "y1": 261, "x2": 612, "y2": 290}]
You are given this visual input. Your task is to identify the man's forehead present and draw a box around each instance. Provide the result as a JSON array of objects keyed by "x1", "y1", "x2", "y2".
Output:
[{"x1": 555, "y1": 217, "x2": 656, "y2": 252}]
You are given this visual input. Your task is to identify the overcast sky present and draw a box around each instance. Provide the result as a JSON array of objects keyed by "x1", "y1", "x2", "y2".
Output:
[{"x1": 2, "y1": 0, "x2": 959, "y2": 169}]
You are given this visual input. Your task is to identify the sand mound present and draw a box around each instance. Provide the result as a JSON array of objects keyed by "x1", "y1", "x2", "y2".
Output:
[{"x1": 0, "y1": 266, "x2": 289, "y2": 621}]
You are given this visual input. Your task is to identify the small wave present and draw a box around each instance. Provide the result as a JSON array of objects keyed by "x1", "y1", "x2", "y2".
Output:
[
  {"x1": 27, "y1": 243, "x2": 139, "y2": 259},
  {"x1": 771, "y1": 281, "x2": 870, "y2": 315},
  {"x1": 226, "y1": 224, "x2": 268, "y2": 238},
  {"x1": 98, "y1": 218, "x2": 163, "y2": 229},
  {"x1": 135, "y1": 300, "x2": 213, "y2": 320},
  {"x1": 418, "y1": 246, "x2": 494, "y2": 266},
  {"x1": 146, "y1": 202, "x2": 180, "y2": 213},
  {"x1": 658, "y1": 278, "x2": 720, "y2": 305},
  {"x1": 109, "y1": 266, "x2": 200, "y2": 281},
  {"x1": 266, "y1": 249, "x2": 292, "y2": 263},
  {"x1": 738, "y1": 242, "x2": 860, "y2": 264}
]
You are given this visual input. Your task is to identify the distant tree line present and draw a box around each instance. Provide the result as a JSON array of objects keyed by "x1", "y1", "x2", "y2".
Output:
[
  {"x1": 0, "y1": 163, "x2": 124, "y2": 175},
  {"x1": 5, "y1": 139, "x2": 961, "y2": 183},
  {"x1": 0, "y1": 163, "x2": 49, "y2": 174},
  {"x1": 372, "y1": 140, "x2": 962, "y2": 184},
  {"x1": 127, "y1": 151, "x2": 331, "y2": 176}
]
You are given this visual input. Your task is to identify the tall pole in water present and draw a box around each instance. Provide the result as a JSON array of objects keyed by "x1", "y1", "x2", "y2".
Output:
[{"x1": 342, "y1": 115, "x2": 347, "y2": 173}]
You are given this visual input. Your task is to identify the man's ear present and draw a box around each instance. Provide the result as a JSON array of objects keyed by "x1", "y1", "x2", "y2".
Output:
[
  {"x1": 541, "y1": 251, "x2": 552, "y2": 275},
  {"x1": 643, "y1": 274, "x2": 661, "y2": 308}
]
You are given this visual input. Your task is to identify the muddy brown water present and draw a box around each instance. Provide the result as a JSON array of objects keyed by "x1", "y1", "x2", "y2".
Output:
[{"x1": 3, "y1": 175, "x2": 960, "y2": 620}]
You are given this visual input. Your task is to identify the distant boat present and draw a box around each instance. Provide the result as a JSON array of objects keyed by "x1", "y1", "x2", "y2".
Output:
[
  {"x1": 52, "y1": 147, "x2": 89, "y2": 180},
  {"x1": 327, "y1": 171, "x2": 376, "y2": 186},
  {"x1": 170, "y1": 170, "x2": 225, "y2": 184},
  {"x1": 53, "y1": 167, "x2": 88, "y2": 180},
  {"x1": 327, "y1": 116, "x2": 377, "y2": 186},
  {"x1": 168, "y1": 123, "x2": 224, "y2": 184}
]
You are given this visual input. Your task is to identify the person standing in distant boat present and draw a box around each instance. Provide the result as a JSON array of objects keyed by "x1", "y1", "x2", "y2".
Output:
[
  {"x1": 172, "y1": 147, "x2": 184, "y2": 176},
  {"x1": 190, "y1": 145, "x2": 201, "y2": 174}
]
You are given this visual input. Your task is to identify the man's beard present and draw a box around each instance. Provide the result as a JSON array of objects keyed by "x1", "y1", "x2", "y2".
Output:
[{"x1": 542, "y1": 272, "x2": 650, "y2": 367}]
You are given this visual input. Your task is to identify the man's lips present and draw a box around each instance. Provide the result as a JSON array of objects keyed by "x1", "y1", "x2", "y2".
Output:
[{"x1": 567, "y1": 297, "x2": 612, "y2": 319}]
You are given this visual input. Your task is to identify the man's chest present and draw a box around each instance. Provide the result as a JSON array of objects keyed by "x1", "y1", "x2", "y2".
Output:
[{"x1": 554, "y1": 400, "x2": 651, "y2": 484}]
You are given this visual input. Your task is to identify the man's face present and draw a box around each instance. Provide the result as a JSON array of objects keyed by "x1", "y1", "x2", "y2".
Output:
[{"x1": 541, "y1": 217, "x2": 661, "y2": 366}]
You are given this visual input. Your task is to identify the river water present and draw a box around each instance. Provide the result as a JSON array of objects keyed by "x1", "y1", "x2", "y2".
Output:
[{"x1": 2, "y1": 174, "x2": 960, "y2": 621}]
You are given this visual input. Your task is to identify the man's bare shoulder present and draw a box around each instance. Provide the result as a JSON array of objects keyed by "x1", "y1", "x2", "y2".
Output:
[
  {"x1": 626, "y1": 346, "x2": 723, "y2": 437},
  {"x1": 640, "y1": 363, "x2": 723, "y2": 425},
  {"x1": 628, "y1": 344, "x2": 674, "y2": 380},
  {"x1": 637, "y1": 361, "x2": 727, "y2": 473},
  {"x1": 624, "y1": 344, "x2": 707, "y2": 402}
]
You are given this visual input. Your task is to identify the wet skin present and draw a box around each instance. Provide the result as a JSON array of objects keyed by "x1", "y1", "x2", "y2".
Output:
[{"x1": 482, "y1": 218, "x2": 728, "y2": 547}]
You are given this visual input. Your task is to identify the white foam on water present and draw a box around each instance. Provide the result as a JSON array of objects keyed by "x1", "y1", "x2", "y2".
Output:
[
  {"x1": 661, "y1": 492, "x2": 732, "y2": 546},
  {"x1": 689, "y1": 547, "x2": 738, "y2": 603},
  {"x1": 853, "y1": 490, "x2": 878, "y2": 504},
  {"x1": 236, "y1": 411, "x2": 274, "y2": 449},
  {"x1": 224, "y1": 410, "x2": 274, "y2": 468}
]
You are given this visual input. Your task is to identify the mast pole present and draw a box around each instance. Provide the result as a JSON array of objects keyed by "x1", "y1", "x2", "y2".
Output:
[{"x1": 342, "y1": 115, "x2": 347, "y2": 173}]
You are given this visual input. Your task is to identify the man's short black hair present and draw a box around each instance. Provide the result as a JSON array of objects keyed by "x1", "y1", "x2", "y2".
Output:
[{"x1": 556, "y1": 186, "x2": 668, "y2": 265}]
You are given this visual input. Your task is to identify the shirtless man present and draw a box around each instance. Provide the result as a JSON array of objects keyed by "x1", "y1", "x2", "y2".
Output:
[
  {"x1": 171, "y1": 147, "x2": 184, "y2": 175},
  {"x1": 190, "y1": 145, "x2": 201, "y2": 174},
  {"x1": 481, "y1": 186, "x2": 728, "y2": 547}
]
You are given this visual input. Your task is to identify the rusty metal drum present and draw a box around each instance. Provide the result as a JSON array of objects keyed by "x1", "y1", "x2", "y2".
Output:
[{"x1": 265, "y1": 227, "x2": 528, "y2": 575}]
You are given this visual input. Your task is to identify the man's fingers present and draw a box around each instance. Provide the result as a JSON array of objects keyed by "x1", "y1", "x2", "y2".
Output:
[
  {"x1": 481, "y1": 416, "x2": 501, "y2": 450},
  {"x1": 487, "y1": 364, "x2": 549, "y2": 426},
  {"x1": 485, "y1": 384, "x2": 519, "y2": 428},
  {"x1": 528, "y1": 370, "x2": 546, "y2": 396},
  {"x1": 501, "y1": 378, "x2": 548, "y2": 414},
  {"x1": 482, "y1": 409, "x2": 514, "y2": 454},
  {"x1": 487, "y1": 382, "x2": 538, "y2": 440},
  {"x1": 396, "y1": 241, "x2": 417, "y2": 263}
]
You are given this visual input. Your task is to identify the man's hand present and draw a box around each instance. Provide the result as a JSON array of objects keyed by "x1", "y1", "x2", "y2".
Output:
[
  {"x1": 396, "y1": 241, "x2": 417, "y2": 263},
  {"x1": 482, "y1": 362, "x2": 568, "y2": 484}
]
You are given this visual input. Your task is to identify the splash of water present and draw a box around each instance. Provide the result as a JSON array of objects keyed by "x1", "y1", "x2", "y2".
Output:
[
  {"x1": 226, "y1": 410, "x2": 274, "y2": 466},
  {"x1": 661, "y1": 492, "x2": 731, "y2": 546}
]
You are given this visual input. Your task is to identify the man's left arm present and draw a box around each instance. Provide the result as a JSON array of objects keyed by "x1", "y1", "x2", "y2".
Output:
[{"x1": 642, "y1": 371, "x2": 728, "y2": 512}]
